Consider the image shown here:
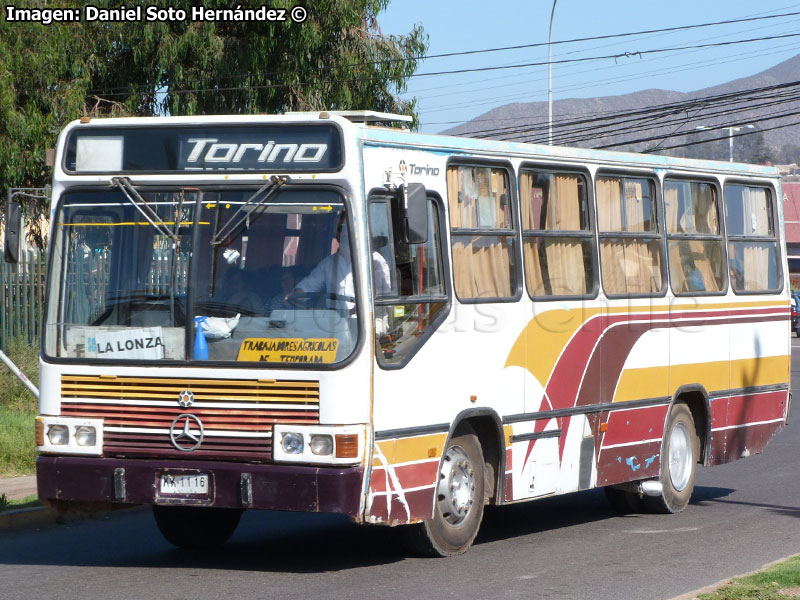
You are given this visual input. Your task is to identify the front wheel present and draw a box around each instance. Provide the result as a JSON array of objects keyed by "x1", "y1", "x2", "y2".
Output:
[
  {"x1": 153, "y1": 505, "x2": 243, "y2": 549},
  {"x1": 645, "y1": 403, "x2": 699, "y2": 514},
  {"x1": 405, "y1": 429, "x2": 486, "y2": 557}
]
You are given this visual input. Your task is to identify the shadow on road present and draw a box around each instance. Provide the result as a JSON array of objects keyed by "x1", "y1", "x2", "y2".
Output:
[{"x1": 0, "y1": 485, "x2": 740, "y2": 573}]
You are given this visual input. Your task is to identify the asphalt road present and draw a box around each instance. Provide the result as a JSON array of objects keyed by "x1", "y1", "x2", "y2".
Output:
[{"x1": 2, "y1": 348, "x2": 800, "y2": 600}]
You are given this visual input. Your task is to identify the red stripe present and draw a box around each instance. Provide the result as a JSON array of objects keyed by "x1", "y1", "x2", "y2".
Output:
[
  {"x1": 601, "y1": 405, "x2": 669, "y2": 447},
  {"x1": 714, "y1": 391, "x2": 788, "y2": 428},
  {"x1": 370, "y1": 460, "x2": 438, "y2": 493}
]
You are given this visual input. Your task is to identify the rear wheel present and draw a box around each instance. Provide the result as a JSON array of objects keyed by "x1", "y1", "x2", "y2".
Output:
[
  {"x1": 405, "y1": 429, "x2": 486, "y2": 557},
  {"x1": 153, "y1": 505, "x2": 243, "y2": 549},
  {"x1": 645, "y1": 403, "x2": 699, "y2": 514}
]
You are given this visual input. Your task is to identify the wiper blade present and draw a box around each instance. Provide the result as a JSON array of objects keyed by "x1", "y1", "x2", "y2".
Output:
[
  {"x1": 210, "y1": 175, "x2": 289, "y2": 247},
  {"x1": 111, "y1": 177, "x2": 177, "y2": 242}
]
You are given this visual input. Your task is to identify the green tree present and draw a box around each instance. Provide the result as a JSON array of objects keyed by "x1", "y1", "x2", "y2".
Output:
[{"x1": 0, "y1": 0, "x2": 427, "y2": 246}]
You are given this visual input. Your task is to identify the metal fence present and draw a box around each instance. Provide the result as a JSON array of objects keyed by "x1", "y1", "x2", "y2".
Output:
[{"x1": 0, "y1": 248, "x2": 46, "y2": 351}]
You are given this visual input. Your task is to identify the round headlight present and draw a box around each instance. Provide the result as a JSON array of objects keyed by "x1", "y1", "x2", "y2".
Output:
[
  {"x1": 310, "y1": 434, "x2": 333, "y2": 456},
  {"x1": 75, "y1": 426, "x2": 96, "y2": 447},
  {"x1": 281, "y1": 432, "x2": 304, "y2": 454},
  {"x1": 47, "y1": 424, "x2": 69, "y2": 445}
]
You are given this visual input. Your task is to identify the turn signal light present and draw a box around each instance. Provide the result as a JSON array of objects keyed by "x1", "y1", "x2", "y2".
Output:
[
  {"x1": 335, "y1": 434, "x2": 359, "y2": 458},
  {"x1": 35, "y1": 417, "x2": 44, "y2": 446}
]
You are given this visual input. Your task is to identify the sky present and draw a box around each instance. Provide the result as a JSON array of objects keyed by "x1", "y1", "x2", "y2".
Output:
[{"x1": 378, "y1": 0, "x2": 800, "y2": 133}]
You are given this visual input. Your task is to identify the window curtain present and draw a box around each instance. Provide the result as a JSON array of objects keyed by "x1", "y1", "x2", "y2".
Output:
[
  {"x1": 597, "y1": 178, "x2": 660, "y2": 295},
  {"x1": 544, "y1": 175, "x2": 586, "y2": 295},
  {"x1": 741, "y1": 187, "x2": 770, "y2": 290}
]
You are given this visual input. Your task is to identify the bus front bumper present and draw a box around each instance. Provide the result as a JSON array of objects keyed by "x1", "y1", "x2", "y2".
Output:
[{"x1": 36, "y1": 455, "x2": 364, "y2": 517}]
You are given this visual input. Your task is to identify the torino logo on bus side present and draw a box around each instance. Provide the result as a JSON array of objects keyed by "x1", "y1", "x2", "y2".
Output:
[{"x1": 185, "y1": 138, "x2": 328, "y2": 165}]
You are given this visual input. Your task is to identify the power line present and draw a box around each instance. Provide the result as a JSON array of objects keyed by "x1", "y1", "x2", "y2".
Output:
[
  {"x1": 464, "y1": 79, "x2": 800, "y2": 139},
  {"x1": 594, "y1": 108, "x2": 800, "y2": 150},
  {"x1": 411, "y1": 32, "x2": 800, "y2": 79},
  {"x1": 85, "y1": 9, "x2": 800, "y2": 95}
]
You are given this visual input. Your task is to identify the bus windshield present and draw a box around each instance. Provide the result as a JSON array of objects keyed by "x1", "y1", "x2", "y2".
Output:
[{"x1": 44, "y1": 187, "x2": 359, "y2": 366}]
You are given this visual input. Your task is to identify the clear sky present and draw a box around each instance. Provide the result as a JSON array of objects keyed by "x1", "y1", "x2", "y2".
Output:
[{"x1": 378, "y1": 1, "x2": 800, "y2": 132}]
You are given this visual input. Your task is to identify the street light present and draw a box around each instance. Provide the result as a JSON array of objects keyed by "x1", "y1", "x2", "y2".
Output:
[
  {"x1": 548, "y1": 0, "x2": 558, "y2": 146},
  {"x1": 695, "y1": 124, "x2": 755, "y2": 162}
]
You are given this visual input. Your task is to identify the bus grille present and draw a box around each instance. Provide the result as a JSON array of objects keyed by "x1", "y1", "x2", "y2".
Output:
[{"x1": 60, "y1": 375, "x2": 320, "y2": 461}]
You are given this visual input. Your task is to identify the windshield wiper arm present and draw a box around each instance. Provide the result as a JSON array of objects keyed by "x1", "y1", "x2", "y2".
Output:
[
  {"x1": 210, "y1": 175, "x2": 289, "y2": 247},
  {"x1": 111, "y1": 177, "x2": 177, "y2": 242}
]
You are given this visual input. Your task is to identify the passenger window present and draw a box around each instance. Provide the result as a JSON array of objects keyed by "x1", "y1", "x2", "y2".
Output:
[
  {"x1": 370, "y1": 197, "x2": 448, "y2": 367},
  {"x1": 446, "y1": 166, "x2": 517, "y2": 300},
  {"x1": 520, "y1": 170, "x2": 594, "y2": 298},
  {"x1": 665, "y1": 180, "x2": 726, "y2": 294},
  {"x1": 724, "y1": 184, "x2": 780, "y2": 292},
  {"x1": 597, "y1": 176, "x2": 664, "y2": 296}
]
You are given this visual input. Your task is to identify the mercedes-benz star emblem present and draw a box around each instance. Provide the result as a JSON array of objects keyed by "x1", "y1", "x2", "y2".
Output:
[
  {"x1": 169, "y1": 414, "x2": 204, "y2": 452},
  {"x1": 178, "y1": 389, "x2": 194, "y2": 408}
]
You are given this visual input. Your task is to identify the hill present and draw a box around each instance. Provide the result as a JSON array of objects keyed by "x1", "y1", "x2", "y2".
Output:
[{"x1": 442, "y1": 54, "x2": 800, "y2": 162}]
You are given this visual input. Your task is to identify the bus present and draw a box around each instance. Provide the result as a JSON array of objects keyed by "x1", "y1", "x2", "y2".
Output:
[{"x1": 13, "y1": 111, "x2": 790, "y2": 556}]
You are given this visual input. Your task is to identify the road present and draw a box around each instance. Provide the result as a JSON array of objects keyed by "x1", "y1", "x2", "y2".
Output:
[{"x1": 2, "y1": 347, "x2": 800, "y2": 600}]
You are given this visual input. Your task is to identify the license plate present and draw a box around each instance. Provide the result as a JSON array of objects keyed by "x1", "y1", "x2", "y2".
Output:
[{"x1": 159, "y1": 473, "x2": 209, "y2": 495}]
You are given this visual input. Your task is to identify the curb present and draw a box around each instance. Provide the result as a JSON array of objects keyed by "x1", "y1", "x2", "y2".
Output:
[
  {"x1": 669, "y1": 553, "x2": 800, "y2": 599},
  {"x1": 0, "y1": 506, "x2": 58, "y2": 532}
]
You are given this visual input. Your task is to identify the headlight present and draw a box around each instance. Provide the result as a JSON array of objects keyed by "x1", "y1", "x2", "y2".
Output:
[
  {"x1": 281, "y1": 432, "x2": 304, "y2": 454},
  {"x1": 309, "y1": 434, "x2": 333, "y2": 456},
  {"x1": 47, "y1": 424, "x2": 69, "y2": 445},
  {"x1": 75, "y1": 426, "x2": 97, "y2": 447},
  {"x1": 272, "y1": 424, "x2": 366, "y2": 465}
]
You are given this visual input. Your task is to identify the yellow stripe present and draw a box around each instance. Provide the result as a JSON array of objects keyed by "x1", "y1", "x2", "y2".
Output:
[
  {"x1": 375, "y1": 433, "x2": 447, "y2": 465},
  {"x1": 613, "y1": 356, "x2": 790, "y2": 402},
  {"x1": 505, "y1": 301, "x2": 787, "y2": 387},
  {"x1": 62, "y1": 221, "x2": 210, "y2": 227}
]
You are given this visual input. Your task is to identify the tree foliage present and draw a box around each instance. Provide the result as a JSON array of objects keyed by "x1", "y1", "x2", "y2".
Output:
[{"x1": 0, "y1": 0, "x2": 427, "y2": 246}]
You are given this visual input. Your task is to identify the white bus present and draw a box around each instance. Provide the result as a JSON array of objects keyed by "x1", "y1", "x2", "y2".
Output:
[{"x1": 17, "y1": 111, "x2": 789, "y2": 556}]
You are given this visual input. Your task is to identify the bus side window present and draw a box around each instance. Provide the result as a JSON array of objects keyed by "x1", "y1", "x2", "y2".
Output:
[
  {"x1": 369, "y1": 197, "x2": 448, "y2": 367},
  {"x1": 597, "y1": 176, "x2": 664, "y2": 297},
  {"x1": 724, "y1": 184, "x2": 781, "y2": 293},
  {"x1": 446, "y1": 165, "x2": 517, "y2": 301},
  {"x1": 520, "y1": 169, "x2": 595, "y2": 298},
  {"x1": 665, "y1": 180, "x2": 726, "y2": 294}
]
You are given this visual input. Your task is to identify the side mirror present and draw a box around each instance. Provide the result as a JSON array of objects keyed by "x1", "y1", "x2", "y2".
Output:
[
  {"x1": 397, "y1": 183, "x2": 428, "y2": 244},
  {"x1": 4, "y1": 201, "x2": 21, "y2": 264}
]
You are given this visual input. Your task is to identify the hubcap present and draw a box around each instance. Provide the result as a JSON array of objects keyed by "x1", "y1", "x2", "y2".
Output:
[
  {"x1": 436, "y1": 445, "x2": 476, "y2": 526},
  {"x1": 668, "y1": 421, "x2": 692, "y2": 491}
]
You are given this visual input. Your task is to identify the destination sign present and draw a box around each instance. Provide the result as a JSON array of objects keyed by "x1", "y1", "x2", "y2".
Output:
[{"x1": 64, "y1": 124, "x2": 343, "y2": 173}]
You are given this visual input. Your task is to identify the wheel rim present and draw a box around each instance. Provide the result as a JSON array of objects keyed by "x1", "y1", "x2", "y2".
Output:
[
  {"x1": 668, "y1": 421, "x2": 693, "y2": 491},
  {"x1": 436, "y1": 444, "x2": 476, "y2": 526}
]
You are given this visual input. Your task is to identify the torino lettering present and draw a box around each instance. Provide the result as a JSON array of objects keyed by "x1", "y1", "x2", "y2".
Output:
[{"x1": 186, "y1": 138, "x2": 328, "y2": 164}]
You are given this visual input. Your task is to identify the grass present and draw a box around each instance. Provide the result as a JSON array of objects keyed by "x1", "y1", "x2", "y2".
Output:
[
  {"x1": 0, "y1": 338, "x2": 39, "y2": 476},
  {"x1": 0, "y1": 493, "x2": 40, "y2": 513},
  {"x1": 699, "y1": 555, "x2": 800, "y2": 599}
]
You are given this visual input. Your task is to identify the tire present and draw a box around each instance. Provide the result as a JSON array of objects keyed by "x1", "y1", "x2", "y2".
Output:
[
  {"x1": 645, "y1": 403, "x2": 699, "y2": 514},
  {"x1": 604, "y1": 486, "x2": 645, "y2": 514},
  {"x1": 153, "y1": 505, "x2": 243, "y2": 549},
  {"x1": 405, "y1": 429, "x2": 486, "y2": 557}
]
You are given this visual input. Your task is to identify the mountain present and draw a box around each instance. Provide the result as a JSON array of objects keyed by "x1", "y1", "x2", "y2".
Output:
[{"x1": 441, "y1": 54, "x2": 800, "y2": 161}]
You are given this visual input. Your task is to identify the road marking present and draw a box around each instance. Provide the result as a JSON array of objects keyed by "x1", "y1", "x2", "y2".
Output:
[{"x1": 624, "y1": 527, "x2": 699, "y2": 534}]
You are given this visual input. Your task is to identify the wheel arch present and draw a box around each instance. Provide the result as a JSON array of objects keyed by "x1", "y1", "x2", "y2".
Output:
[
  {"x1": 447, "y1": 408, "x2": 506, "y2": 505},
  {"x1": 668, "y1": 384, "x2": 711, "y2": 466}
]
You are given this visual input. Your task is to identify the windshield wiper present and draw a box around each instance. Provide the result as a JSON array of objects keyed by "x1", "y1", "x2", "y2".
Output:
[
  {"x1": 210, "y1": 175, "x2": 289, "y2": 247},
  {"x1": 111, "y1": 177, "x2": 177, "y2": 242}
]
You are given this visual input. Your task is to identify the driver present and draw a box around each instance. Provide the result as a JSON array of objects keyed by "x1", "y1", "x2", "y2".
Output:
[{"x1": 289, "y1": 217, "x2": 391, "y2": 310}]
